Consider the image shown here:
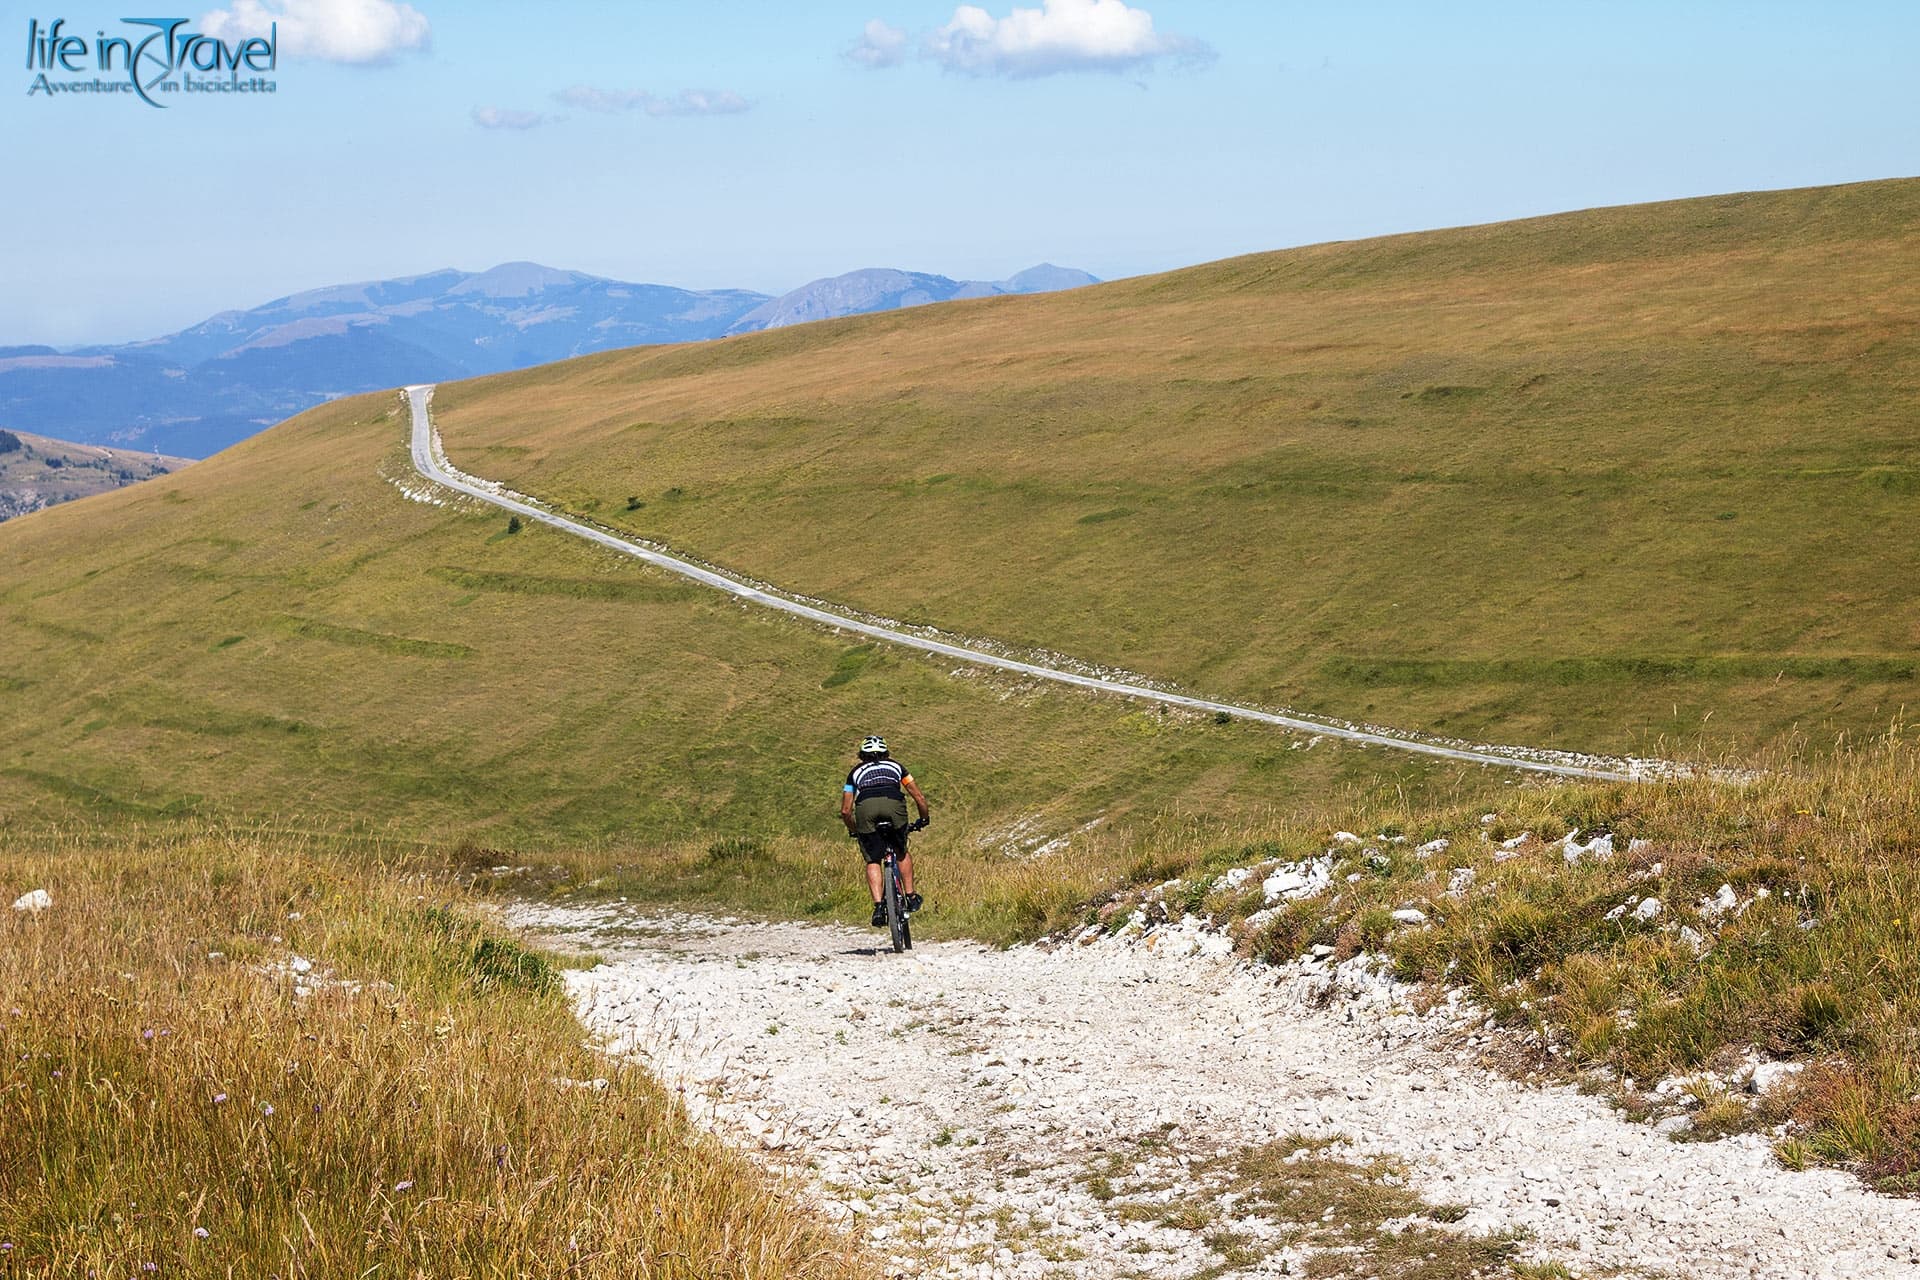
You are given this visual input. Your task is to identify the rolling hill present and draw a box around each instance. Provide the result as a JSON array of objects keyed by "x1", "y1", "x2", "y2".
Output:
[
  {"x1": 0, "y1": 389, "x2": 1450, "y2": 848},
  {"x1": 423, "y1": 177, "x2": 1920, "y2": 759},
  {"x1": 3, "y1": 178, "x2": 1915, "y2": 851}
]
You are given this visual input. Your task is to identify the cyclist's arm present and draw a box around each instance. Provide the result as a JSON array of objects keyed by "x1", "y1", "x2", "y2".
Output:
[
  {"x1": 840, "y1": 785, "x2": 856, "y2": 830},
  {"x1": 902, "y1": 775, "x2": 930, "y2": 821}
]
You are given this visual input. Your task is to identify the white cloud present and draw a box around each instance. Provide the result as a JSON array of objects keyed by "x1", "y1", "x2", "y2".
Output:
[
  {"x1": 554, "y1": 86, "x2": 752, "y2": 117},
  {"x1": 847, "y1": 19, "x2": 910, "y2": 68},
  {"x1": 471, "y1": 106, "x2": 545, "y2": 131},
  {"x1": 198, "y1": 0, "x2": 429, "y2": 65},
  {"x1": 921, "y1": 0, "x2": 1208, "y2": 78},
  {"x1": 666, "y1": 89, "x2": 750, "y2": 116},
  {"x1": 554, "y1": 86, "x2": 650, "y2": 113}
]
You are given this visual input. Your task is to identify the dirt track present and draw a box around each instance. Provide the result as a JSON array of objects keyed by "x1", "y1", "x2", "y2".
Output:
[
  {"x1": 403, "y1": 383, "x2": 1660, "y2": 783},
  {"x1": 509, "y1": 901, "x2": 1920, "y2": 1280}
]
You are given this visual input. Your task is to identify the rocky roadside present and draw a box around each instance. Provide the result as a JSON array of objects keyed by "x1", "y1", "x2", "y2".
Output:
[{"x1": 504, "y1": 901, "x2": 1920, "y2": 1280}]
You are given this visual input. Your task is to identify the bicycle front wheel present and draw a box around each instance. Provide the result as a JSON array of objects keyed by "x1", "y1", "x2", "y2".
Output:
[{"x1": 884, "y1": 865, "x2": 907, "y2": 954}]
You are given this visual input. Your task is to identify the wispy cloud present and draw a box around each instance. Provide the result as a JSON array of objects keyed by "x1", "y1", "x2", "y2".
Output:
[
  {"x1": 198, "y1": 0, "x2": 430, "y2": 65},
  {"x1": 471, "y1": 106, "x2": 546, "y2": 131},
  {"x1": 554, "y1": 86, "x2": 753, "y2": 117},
  {"x1": 846, "y1": 18, "x2": 910, "y2": 68},
  {"x1": 854, "y1": 0, "x2": 1210, "y2": 79}
]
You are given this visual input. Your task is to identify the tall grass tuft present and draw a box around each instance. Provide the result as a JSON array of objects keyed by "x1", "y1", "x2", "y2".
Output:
[
  {"x1": 0, "y1": 832, "x2": 871, "y2": 1279},
  {"x1": 1164, "y1": 732, "x2": 1920, "y2": 1184}
]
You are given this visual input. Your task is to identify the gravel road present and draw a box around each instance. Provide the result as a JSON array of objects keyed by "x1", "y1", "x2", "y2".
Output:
[
  {"x1": 403, "y1": 383, "x2": 1659, "y2": 783},
  {"x1": 508, "y1": 901, "x2": 1920, "y2": 1280}
]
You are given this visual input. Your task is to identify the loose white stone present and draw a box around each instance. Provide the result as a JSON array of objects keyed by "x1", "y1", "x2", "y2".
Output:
[
  {"x1": 1562, "y1": 831, "x2": 1615, "y2": 863},
  {"x1": 501, "y1": 901, "x2": 1920, "y2": 1280},
  {"x1": 1747, "y1": 1062, "x2": 1805, "y2": 1095},
  {"x1": 11, "y1": 889, "x2": 51, "y2": 914},
  {"x1": 1634, "y1": 897, "x2": 1662, "y2": 922},
  {"x1": 1263, "y1": 871, "x2": 1308, "y2": 900}
]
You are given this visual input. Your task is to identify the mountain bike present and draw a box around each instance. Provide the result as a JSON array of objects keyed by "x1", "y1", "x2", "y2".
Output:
[{"x1": 866, "y1": 815, "x2": 927, "y2": 954}]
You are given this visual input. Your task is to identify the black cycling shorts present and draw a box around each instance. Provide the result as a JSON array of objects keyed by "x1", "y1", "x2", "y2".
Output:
[{"x1": 856, "y1": 827, "x2": 909, "y2": 865}]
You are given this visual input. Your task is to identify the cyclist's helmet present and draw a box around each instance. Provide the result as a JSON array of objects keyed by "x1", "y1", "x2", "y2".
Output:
[{"x1": 859, "y1": 735, "x2": 889, "y2": 760}]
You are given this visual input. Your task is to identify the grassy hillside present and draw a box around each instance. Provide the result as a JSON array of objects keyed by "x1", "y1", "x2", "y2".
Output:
[
  {"x1": 428, "y1": 178, "x2": 1920, "y2": 758},
  {"x1": 0, "y1": 391, "x2": 1486, "y2": 856},
  {"x1": 0, "y1": 429, "x2": 190, "y2": 522}
]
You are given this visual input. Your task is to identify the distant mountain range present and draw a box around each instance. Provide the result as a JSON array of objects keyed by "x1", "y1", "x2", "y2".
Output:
[
  {"x1": 727, "y1": 264, "x2": 1097, "y2": 333},
  {"x1": 0, "y1": 262, "x2": 1098, "y2": 457}
]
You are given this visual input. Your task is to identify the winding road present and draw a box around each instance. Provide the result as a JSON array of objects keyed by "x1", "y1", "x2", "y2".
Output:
[{"x1": 404, "y1": 384, "x2": 1650, "y2": 783}]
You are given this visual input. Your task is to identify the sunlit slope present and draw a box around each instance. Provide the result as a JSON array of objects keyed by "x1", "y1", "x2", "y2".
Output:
[
  {"x1": 0, "y1": 394, "x2": 1461, "y2": 843},
  {"x1": 431, "y1": 178, "x2": 1920, "y2": 757}
]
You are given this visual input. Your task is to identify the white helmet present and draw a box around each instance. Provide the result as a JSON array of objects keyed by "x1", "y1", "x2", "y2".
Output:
[{"x1": 859, "y1": 735, "x2": 888, "y2": 759}]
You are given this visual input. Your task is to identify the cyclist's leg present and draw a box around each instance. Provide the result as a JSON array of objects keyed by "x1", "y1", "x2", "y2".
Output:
[
  {"x1": 853, "y1": 832, "x2": 885, "y2": 898},
  {"x1": 895, "y1": 833, "x2": 924, "y2": 911}
]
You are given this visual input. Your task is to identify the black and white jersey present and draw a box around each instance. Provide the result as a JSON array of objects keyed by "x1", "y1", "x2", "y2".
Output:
[{"x1": 845, "y1": 759, "x2": 909, "y2": 800}]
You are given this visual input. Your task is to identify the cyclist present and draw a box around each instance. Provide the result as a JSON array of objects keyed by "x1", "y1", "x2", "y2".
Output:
[{"x1": 840, "y1": 735, "x2": 930, "y2": 927}]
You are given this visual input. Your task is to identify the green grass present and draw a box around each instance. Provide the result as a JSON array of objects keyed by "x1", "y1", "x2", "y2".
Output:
[
  {"x1": 0, "y1": 832, "x2": 869, "y2": 1278},
  {"x1": 1321, "y1": 654, "x2": 1919, "y2": 687},
  {"x1": 428, "y1": 565, "x2": 697, "y2": 603},
  {"x1": 424, "y1": 177, "x2": 1920, "y2": 758},
  {"x1": 0, "y1": 394, "x2": 1486, "y2": 853},
  {"x1": 279, "y1": 613, "x2": 476, "y2": 659}
]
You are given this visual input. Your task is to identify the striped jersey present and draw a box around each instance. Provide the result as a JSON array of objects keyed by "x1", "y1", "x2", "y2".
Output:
[{"x1": 845, "y1": 759, "x2": 909, "y2": 800}]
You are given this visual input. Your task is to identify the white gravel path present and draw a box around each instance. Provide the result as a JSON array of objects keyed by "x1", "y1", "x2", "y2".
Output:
[
  {"x1": 403, "y1": 383, "x2": 1665, "y2": 784},
  {"x1": 507, "y1": 902, "x2": 1920, "y2": 1280}
]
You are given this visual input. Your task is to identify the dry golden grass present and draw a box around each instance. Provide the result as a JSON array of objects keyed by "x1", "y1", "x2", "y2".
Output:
[{"x1": 0, "y1": 832, "x2": 872, "y2": 1279}]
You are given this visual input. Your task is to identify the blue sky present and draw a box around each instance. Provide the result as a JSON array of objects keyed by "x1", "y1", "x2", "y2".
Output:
[{"x1": 4, "y1": 1, "x2": 1916, "y2": 345}]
